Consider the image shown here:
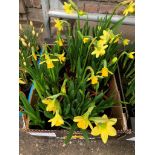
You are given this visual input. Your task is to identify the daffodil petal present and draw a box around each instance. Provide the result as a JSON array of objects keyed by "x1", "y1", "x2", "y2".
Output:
[
  {"x1": 91, "y1": 126, "x2": 100, "y2": 136},
  {"x1": 101, "y1": 133, "x2": 108, "y2": 144},
  {"x1": 108, "y1": 118, "x2": 117, "y2": 126},
  {"x1": 107, "y1": 126, "x2": 117, "y2": 136},
  {"x1": 73, "y1": 116, "x2": 83, "y2": 122}
]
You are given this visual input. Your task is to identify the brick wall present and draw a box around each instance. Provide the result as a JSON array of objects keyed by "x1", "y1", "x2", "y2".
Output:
[
  {"x1": 19, "y1": 0, "x2": 134, "y2": 40},
  {"x1": 19, "y1": 0, "x2": 124, "y2": 23}
]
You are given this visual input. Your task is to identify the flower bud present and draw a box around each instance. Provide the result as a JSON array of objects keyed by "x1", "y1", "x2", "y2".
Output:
[{"x1": 111, "y1": 57, "x2": 118, "y2": 64}]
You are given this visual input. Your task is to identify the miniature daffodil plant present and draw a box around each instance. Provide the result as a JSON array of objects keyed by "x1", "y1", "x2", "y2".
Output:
[{"x1": 19, "y1": 0, "x2": 135, "y2": 145}]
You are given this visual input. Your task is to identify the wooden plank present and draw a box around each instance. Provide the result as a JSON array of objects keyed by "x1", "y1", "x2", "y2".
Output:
[
  {"x1": 24, "y1": 0, "x2": 33, "y2": 8},
  {"x1": 19, "y1": 0, "x2": 26, "y2": 13},
  {"x1": 41, "y1": 0, "x2": 51, "y2": 38}
]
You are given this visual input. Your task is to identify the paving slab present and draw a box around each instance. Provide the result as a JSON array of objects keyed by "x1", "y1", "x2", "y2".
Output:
[{"x1": 19, "y1": 129, "x2": 135, "y2": 155}]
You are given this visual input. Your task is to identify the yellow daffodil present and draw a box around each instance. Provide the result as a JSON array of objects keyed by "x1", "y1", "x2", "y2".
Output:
[
  {"x1": 40, "y1": 54, "x2": 59, "y2": 69},
  {"x1": 41, "y1": 28, "x2": 44, "y2": 33},
  {"x1": 24, "y1": 35, "x2": 27, "y2": 40},
  {"x1": 97, "y1": 39, "x2": 106, "y2": 47},
  {"x1": 42, "y1": 98, "x2": 60, "y2": 112},
  {"x1": 56, "y1": 38, "x2": 64, "y2": 46},
  {"x1": 54, "y1": 19, "x2": 63, "y2": 31},
  {"x1": 19, "y1": 78, "x2": 26, "y2": 84},
  {"x1": 32, "y1": 29, "x2": 35, "y2": 36},
  {"x1": 48, "y1": 111, "x2": 64, "y2": 127},
  {"x1": 83, "y1": 37, "x2": 89, "y2": 44},
  {"x1": 111, "y1": 57, "x2": 118, "y2": 64},
  {"x1": 73, "y1": 116, "x2": 90, "y2": 129},
  {"x1": 63, "y1": 2, "x2": 74, "y2": 14},
  {"x1": 100, "y1": 30, "x2": 111, "y2": 44},
  {"x1": 120, "y1": 0, "x2": 133, "y2": 5},
  {"x1": 87, "y1": 75, "x2": 99, "y2": 85},
  {"x1": 46, "y1": 59, "x2": 54, "y2": 69},
  {"x1": 57, "y1": 52, "x2": 66, "y2": 64},
  {"x1": 73, "y1": 104, "x2": 95, "y2": 129},
  {"x1": 100, "y1": 29, "x2": 118, "y2": 44},
  {"x1": 110, "y1": 34, "x2": 120, "y2": 44},
  {"x1": 20, "y1": 37, "x2": 25, "y2": 42},
  {"x1": 30, "y1": 21, "x2": 33, "y2": 26},
  {"x1": 31, "y1": 47, "x2": 37, "y2": 61},
  {"x1": 91, "y1": 114, "x2": 117, "y2": 144},
  {"x1": 19, "y1": 24, "x2": 23, "y2": 31},
  {"x1": 91, "y1": 45, "x2": 108, "y2": 58},
  {"x1": 123, "y1": 1, "x2": 135, "y2": 16},
  {"x1": 99, "y1": 67, "x2": 113, "y2": 77},
  {"x1": 60, "y1": 79, "x2": 67, "y2": 94},
  {"x1": 100, "y1": 29, "x2": 114, "y2": 43},
  {"x1": 23, "y1": 62, "x2": 26, "y2": 66},
  {"x1": 32, "y1": 52, "x2": 37, "y2": 61},
  {"x1": 123, "y1": 39, "x2": 130, "y2": 46},
  {"x1": 21, "y1": 41, "x2": 27, "y2": 47},
  {"x1": 128, "y1": 52, "x2": 135, "y2": 59}
]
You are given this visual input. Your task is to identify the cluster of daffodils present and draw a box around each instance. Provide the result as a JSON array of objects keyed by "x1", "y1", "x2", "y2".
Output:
[
  {"x1": 19, "y1": 0, "x2": 135, "y2": 145},
  {"x1": 42, "y1": 97, "x2": 64, "y2": 127}
]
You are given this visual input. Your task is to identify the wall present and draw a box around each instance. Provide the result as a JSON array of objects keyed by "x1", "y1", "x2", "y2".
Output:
[
  {"x1": 19, "y1": 0, "x2": 124, "y2": 23},
  {"x1": 19, "y1": 0, "x2": 135, "y2": 40}
]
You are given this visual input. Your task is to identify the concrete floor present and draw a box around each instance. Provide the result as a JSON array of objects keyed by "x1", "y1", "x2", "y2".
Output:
[{"x1": 19, "y1": 129, "x2": 135, "y2": 155}]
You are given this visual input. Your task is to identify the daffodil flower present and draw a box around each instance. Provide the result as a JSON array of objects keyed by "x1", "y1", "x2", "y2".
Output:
[
  {"x1": 54, "y1": 19, "x2": 63, "y2": 31},
  {"x1": 100, "y1": 29, "x2": 118, "y2": 44},
  {"x1": 123, "y1": 39, "x2": 130, "y2": 46},
  {"x1": 30, "y1": 21, "x2": 33, "y2": 26},
  {"x1": 42, "y1": 98, "x2": 60, "y2": 112},
  {"x1": 19, "y1": 78, "x2": 26, "y2": 84},
  {"x1": 21, "y1": 41, "x2": 27, "y2": 47},
  {"x1": 31, "y1": 47, "x2": 37, "y2": 61},
  {"x1": 56, "y1": 38, "x2": 64, "y2": 47},
  {"x1": 48, "y1": 111, "x2": 64, "y2": 127},
  {"x1": 97, "y1": 39, "x2": 106, "y2": 47},
  {"x1": 63, "y1": 2, "x2": 74, "y2": 14},
  {"x1": 73, "y1": 103, "x2": 95, "y2": 129},
  {"x1": 128, "y1": 52, "x2": 135, "y2": 59},
  {"x1": 32, "y1": 29, "x2": 35, "y2": 36},
  {"x1": 40, "y1": 53, "x2": 59, "y2": 69},
  {"x1": 41, "y1": 28, "x2": 44, "y2": 33},
  {"x1": 83, "y1": 37, "x2": 89, "y2": 44},
  {"x1": 19, "y1": 24, "x2": 23, "y2": 31},
  {"x1": 100, "y1": 30, "x2": 111, "y2": 44},
  {"x1": 57, "y1": 52, "x2": 66, "y2": 64},
  {"x1": 87, "y1": 75, "x2": 99, "y2": 85},
  {"x1": 91, "y1": 45, "x2": 108, "y2": 58},
  {"x1": 123, "y1": 1, "x2": 135, "y2": 16},
  {"x1": 73, "y1": 115, "x2": 90, "y2": 129},
  {"x1": 86, "y1": 66, "x2": 101, "y2": 85},
  {"x1": 98, "y1": 67, "x2": 113, "y2": 77},
  {"x1": 20, "y1": 37, "x2": 25, "y2": 42},
  {"x1": 91, "y1": 114, "x2": 117, "y2": 144}
]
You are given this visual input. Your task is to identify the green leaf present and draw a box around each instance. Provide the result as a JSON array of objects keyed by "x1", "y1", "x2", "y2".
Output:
[
  {"x1": 80, "y1": 129, "x2": 89, "y2": 142},
  {"x1": 64, "y1": 123, "x2": 77, "y2": 144}
]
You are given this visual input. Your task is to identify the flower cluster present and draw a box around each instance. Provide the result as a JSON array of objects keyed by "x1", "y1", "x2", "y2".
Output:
[{"x1": 19, "y1": 0, "x2": 135, "y2": 145}]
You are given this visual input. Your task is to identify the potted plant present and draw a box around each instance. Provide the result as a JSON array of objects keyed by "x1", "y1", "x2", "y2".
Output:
[{"x1": 19, "y1": 0, "x2": 135, "y2": 144}]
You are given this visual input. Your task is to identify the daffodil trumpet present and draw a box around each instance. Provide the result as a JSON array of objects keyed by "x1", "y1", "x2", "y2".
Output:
[
  {"x1": 91, "y1": 114, "x2": 117, "y2": 144},
  {"x1": 73, "y1": 103, "x2": 95, "y2": 129}
]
